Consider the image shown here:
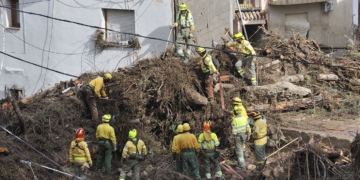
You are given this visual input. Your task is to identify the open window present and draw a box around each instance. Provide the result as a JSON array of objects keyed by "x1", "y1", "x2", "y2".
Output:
[
  {"x1": 102, "y1": 9, "x2": 136, "y2": 48},
  {"x1": 8, "y1": 0, "x2": 20, "y2": 28},
  {"x1": 5, "y1": 86, "x2": 24, "y2": 100}
]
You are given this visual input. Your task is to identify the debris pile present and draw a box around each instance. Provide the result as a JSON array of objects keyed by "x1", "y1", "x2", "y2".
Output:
[{"x1": 350, "y1": 133, "x2": 360, "y2": 179}]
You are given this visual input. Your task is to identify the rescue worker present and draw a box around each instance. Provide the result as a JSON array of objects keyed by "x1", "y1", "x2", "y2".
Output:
[
  {"x1": 231, "y1": 101, "x2": 251, "y2": 170},
  {"x1": 171, "y1": 3, "x2": 195, "y2": 63},
  {"x1": 225, "y1": 32, "x2": 257, "y2": 86},
  {"x1": 119, "y1": 129, "x2": 148, "y2": 180},
  {"x1": 195, "y1": 47, "x2": 220, "y2": 104},
  {"x1": 250, "y1": 111, "x2": 267, "y2": 171},
  {"x1": 198, "y1": 121, "x2": 224, "y2": 180},
  {"x1": 96, "y1": 114, "x2": 116, "y2": 174},
  {"x1": 82, "y1": 73, "x2": 112, "y2": 120},
  {"x1": 172, "y1": 124, "x2": 184, "y2": 173},
  {"x1": 176, "y1": 123, "x2": 201, "y2": 180},
  {"x1": 69, "y1": 127, "x2": 92, "y2": 180}
]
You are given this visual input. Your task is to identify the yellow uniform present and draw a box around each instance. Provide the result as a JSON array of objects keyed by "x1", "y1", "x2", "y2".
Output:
[
  {"x1": 88, "y1": 77, "x2": 106, "y2": 98},
  {"x1": 96, "y1": 123, "x2": 116, "y2": 146},
  {"x1": 176, "y1": 132, "x2": 200, "y2": 154},
  {"x1": 69, "y1": 140, "x2": 92, "y2": 164},
  {"x1": 122, "y1": 138, "x2": 147, "y2": 158},
  {"x1": 172, "y1": 134, "x2": 182, "y2": 153},
  {"x1": 252, "y1": 118, "x2": 267, "y2": 146},
  {"x1": 226, "y1": 40, "x2": 255, "y2": 56}
]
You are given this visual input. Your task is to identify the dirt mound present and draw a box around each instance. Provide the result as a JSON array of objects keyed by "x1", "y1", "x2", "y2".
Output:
[{"x1": 1, "y1": 29, "x2": 360, "y2": 179}]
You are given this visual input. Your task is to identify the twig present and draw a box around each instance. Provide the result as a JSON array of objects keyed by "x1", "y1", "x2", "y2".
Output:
[{"x1": 266, "y1": 138, "x2": 299, "y2": 159}]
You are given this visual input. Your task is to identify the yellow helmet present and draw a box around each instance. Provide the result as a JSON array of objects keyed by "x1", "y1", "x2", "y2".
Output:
[
  {"x1": 183, "y1": 123, "x2": 191, "y2": 131},
  {"x1": 250, "y1": 111, "x2": 262, "y2": 120},
  {"x1": 232, "y1": 97, "x2": 242, "y2": 105},
  {"x1": 234, "y1": 32, "x2": 244, "y2": 40},
  {"x1": 104, "y1": 73, "x2": 112, "y2": 80},
  {"x1": 129, "y1": 129, "x2": 137, "y2": 139},
  {"x1": 102, "y1": 114, "x2": 111, "y2": 122},
  {"x1": 179, "y1": 3, "x2": 187, "y2": 11},
  {"x1": 196, "y1": 47, "x2": 206, "y2": 56},
  {"x1": 176, "y1": 125, "x2": 183, "y2": 133},
  {"x1": 233, "y1": 106, "x2": 242, "y2": 115}
]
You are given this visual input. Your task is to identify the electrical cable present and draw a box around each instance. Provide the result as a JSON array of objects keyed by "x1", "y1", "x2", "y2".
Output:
[
  {"x1": 0, "y1": 4, "x2": 359, "y2": 75},
  {"x1": 7, "y1": 0, "x2": 50, "y2": 5},
  {"x1": 0, "y1": 125, "x2": 75, "y2": 177},
  {"x1": 0, "y1": 50, "x2": 78, "y2": 77},
  {"x1": 0, "y1": 23, "x2": 94, "y2": 55}
]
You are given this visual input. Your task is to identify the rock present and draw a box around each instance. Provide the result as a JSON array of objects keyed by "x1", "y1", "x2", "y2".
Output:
[
  {"x1": 142, "y1": 171, "x2": 148, "y2": 176},
  {"x1": 262, "y1": 168, "x2": 272, "y2": 178},
  {"x1": 247, "y1": 164, "x2": 257, "y2": 170},
  {"x1": 273, "y1": 165, "x2": 285, "y2": 178}
]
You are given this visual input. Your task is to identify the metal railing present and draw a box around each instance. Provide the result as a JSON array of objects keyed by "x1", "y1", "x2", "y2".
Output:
[{"x1": 106, "y1": 32, "x2": 136, "y2": 48}]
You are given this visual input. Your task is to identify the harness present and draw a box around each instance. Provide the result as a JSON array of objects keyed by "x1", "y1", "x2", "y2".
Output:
[
  {"x1": 177, "y1": 10, "x2": 190, "y2": 28},
  {"x1": 72, "y1": 141, "x2": 84, "y2": 151}
]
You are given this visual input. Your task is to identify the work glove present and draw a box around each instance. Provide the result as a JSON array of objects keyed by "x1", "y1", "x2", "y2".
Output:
[
  {"x1": 89, "y1": 162, "x2": 92, "y2": 167},
  {"x1": 190, "y1": 26, "x2": 195, "y2": 31},
  {"x1": 189, "y1": 33, "x2": 193, "y2": 39},
  {"x1": 171, "y1": 22, "x2": 178, "y2": 29}
]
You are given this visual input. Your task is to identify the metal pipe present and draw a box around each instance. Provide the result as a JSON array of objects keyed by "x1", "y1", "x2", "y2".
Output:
[{"x1": 235, "y1": 0, "x2": 249, "y2": 40}]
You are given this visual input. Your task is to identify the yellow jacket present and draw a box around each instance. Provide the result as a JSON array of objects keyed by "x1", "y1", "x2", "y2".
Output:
[
  {"x1": 89, "y1": 77, "x2": 106, "y2": 98},
  {"x1": 96, "y1": 123, "x2": 116, "y2": 146},
  {"x1": 122, "y1": 138, "x2": 147, "y2": 158},
  {"x1": 252, "y1": 118, "x2": 267, "y2": 146},
  {"x1": 172, "y1": 134, "x2": 182, "y2": 153},
  {"x1": 176, "y1": 132, "x2": 200, "y2": 154},
  {"x1": 231, "y1": 115, "x2": 251, "y2": 135},
  {"x1": 226, "y1": 39, "x2": 255, "y2": 56},
  {"x1": 198, "y1": 131, "x2": 219, "y2": 150},
  {"x1": 200, "y1": 54, "x2": 218, "y2": 74},
  {"x1": 175, "y1": 10, "x2": 195, "y2": 30},
  {"x1": 232, "y1": 104, "x2": 248, "y2": 119},
  {"x1": 69, "y1": 140, "x2": 92, "y2": 165}
]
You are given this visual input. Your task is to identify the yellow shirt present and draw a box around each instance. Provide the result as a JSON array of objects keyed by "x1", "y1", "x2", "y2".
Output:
[
  {"x1": 252, "y1": 118, "x2": 267, "y2": 145},
  {"x1": 200, "y1": 54, "x2": 218, "y2": 74},
  {"x1": 89, "y1": 77, "x2": 106, "y2": 98},
  {"x1": 122, "y1": 138, "x2": 147, "y2": 158},
  {"x1": 172, "y1": 134, "x2": 182, "y2": 153},
  {"x1": 226, "y1": 39, "x2": 255, "y2": 56},
  {"x1": 176, "y1": 132, "x2": 200, "y2": 154},
  {"x1": 69, "y1": 140, "x2": 92, "y2": 164},
  {"x1": 96, "y1": 123, "x2": 116, "y2": 146}
]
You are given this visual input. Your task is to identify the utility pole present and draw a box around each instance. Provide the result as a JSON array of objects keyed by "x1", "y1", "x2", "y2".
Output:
[{"x1": 235, "y1": 0, "x2": 249, "y2": 40}]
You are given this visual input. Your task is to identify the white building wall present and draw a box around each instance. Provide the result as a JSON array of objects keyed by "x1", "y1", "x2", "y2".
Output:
[
  {"x1": 0, "y1": 0, "x2": 172, "y2": 99},
  {"x1": 268, "y1": 0, "x2": 355, "y2": 47}
]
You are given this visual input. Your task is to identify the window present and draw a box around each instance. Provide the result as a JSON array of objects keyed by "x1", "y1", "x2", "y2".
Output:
[
  {"x1": 103, "y1": 9, "x2": 135, "y2": 47},
  {"x1": 10, "y1": 0, "x2": 20, "y2": 28}
]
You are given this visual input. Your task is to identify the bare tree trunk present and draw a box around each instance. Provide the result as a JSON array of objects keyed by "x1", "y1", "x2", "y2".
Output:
[
  {"x1": 11, "y1": 99, "x2": 27, "y2": 133},
  {"x1": 184, "y1": 88, "x2": 208, "y2": 105}
]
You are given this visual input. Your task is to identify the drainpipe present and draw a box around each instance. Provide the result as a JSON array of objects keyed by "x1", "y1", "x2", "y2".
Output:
[{"x1": 235, "y1": 0, "x2": 249, "y2": 40}]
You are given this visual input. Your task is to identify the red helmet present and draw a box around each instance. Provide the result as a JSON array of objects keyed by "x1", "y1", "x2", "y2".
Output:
[
  {"x1": 75, "y1": 127, "x2": 85, "y2": 138},
  {"x1": 203, "y1": 121, "x2": 211, "y2": 131}
]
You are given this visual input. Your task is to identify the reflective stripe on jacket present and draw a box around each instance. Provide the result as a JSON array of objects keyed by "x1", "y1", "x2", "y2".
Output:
[
  {"x1": 200, "y1": 54, "x2": 218, "y2": 74},
  {"x1": 252, "y1": 118, "x2": 267, "y2": 145},
  {"x1": 89, "y1": 76, "x2": 106, "y2": 98},
  {"x1": 231, "y1": 115, "x2": 251, "y2": 135},
  {"x1": 69, "y1": 141, "x2": 92, "y2": 164},
  {"x1": 96, "y1": 123, "x2": 116, "y2": 146},
  {"x1": 198, "y1": 132, "x2": 219, "y2": 150},
  {"x1": 122, "y1": 138, "x2": 147, "y2": 158},
  {"x1": 176, "y1": 10, "x2": 194, "y2": 28}
]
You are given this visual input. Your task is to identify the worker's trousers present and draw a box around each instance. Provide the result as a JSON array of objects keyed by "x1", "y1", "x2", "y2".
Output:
[
  {"x1": 255, "y1": 144, "x2": 266, "y2": 165},
  {"x1": 83, "y1": 88, "x2": 98, "y2": 120},
  {"x1": 96, "y1": 143, "x2": 112, "y2": 174},
  {"x1": 119, "y1": 159, "x2": 141, "y2": 180},
  {"x1": 181, "y1": 151, "x2": 201, "y2": 180},
  {"x1": 176, "y1": 154, "x2": 183, "y2": 173},
  {"x1": 73, "y1": 162, "x2": 87, "y2": 180},
  {"x1": 176, "y1": 27, "x2": 191, "y2": 62},
  {"x1": 234, "y1": 133, "x2": 246, "y2": 168},
  {"x1": 235, "y1": 56, "x2": 256, "y2": 80},
  {"x1": 203, "y1": 73, "x2": 214, "y2": 101},
  {"x1": 203, "y1": 151, "x2": 224, "y2": 180}
]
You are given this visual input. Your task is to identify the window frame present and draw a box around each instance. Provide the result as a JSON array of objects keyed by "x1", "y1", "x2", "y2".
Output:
[{"x1": 10, "y1": 0, "x2": 20, "y2": 28}]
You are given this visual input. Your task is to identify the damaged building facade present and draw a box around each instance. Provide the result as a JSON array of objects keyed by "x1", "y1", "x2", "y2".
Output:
[{"x1": 0, "y1": 0, "x2": 172, "y2": 99}]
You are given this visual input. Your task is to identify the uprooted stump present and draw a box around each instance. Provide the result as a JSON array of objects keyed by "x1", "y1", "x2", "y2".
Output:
[{"x1": 350, "y1": 133, "x2": 360, "y2": 179}]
